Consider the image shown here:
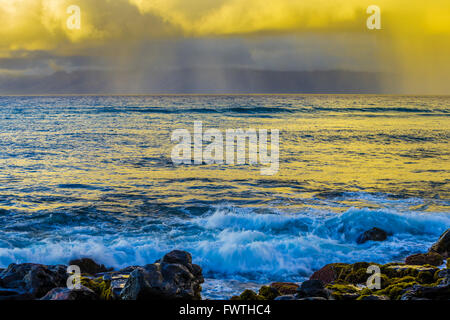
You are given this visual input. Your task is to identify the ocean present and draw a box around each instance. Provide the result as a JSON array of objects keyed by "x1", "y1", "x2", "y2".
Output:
[{"x1": 0, "y1": 95, "x2": 449, "y2": 299}]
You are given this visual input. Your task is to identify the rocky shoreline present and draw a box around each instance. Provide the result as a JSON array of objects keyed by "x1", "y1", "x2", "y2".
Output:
[{"x1": 0, "y1": 229, "x2": 448, "y2": 301}]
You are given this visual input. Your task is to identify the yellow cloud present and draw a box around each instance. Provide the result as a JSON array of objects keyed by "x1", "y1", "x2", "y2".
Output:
[{"x1": 0, "y1": 0, "x2": 449, "y2": 93}]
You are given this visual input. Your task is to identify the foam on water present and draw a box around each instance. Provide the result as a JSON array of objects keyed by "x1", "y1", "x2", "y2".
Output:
[{"x1": 1, "y1": 205, "x2": 448, "y2": 298}]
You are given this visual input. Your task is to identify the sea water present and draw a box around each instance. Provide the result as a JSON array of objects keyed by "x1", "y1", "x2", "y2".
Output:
[{"x1": 0, "y1": 95, "x2": 449, "y2": 299}]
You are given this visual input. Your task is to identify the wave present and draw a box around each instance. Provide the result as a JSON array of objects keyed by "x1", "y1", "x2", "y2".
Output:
[
  {"x1": 1, "y1": 206, "x2": 448, "y2": 285},
  {"x1": 89, "y1": 105, "x2": 449, "y2": 115}
]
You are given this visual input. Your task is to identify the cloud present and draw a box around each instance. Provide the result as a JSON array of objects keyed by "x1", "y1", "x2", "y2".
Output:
[{"x1": 0, "y1": 0, "x2": 449, "y2": 93}]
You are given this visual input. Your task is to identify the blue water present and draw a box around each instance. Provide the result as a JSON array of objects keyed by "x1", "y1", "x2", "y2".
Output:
[{"x1": 0, "y1": 95, "x2": 449, "y2": 299}]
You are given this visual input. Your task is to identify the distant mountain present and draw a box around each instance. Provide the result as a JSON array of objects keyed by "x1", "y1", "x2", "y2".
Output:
[{"x1": 0, "y1": 68, "x2": 385, "y2": 94}]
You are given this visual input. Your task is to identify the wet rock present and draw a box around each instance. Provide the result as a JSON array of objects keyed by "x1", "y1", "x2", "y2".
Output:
[
  {"x1": 274, "y1": 295, "x2": 296, "y2": 300},
  {"x1": 0, "y1": 288, "x2": 33, "y2": 301},
  {"x1": 296, "y1": 280, "x2": 330, "y2": 299},
  {"x1": 429, "y1": 229, "x2": 450, "y2": 258},
  {"x1": 437, "y1": 269, "x2": 450, "y2": 286},
  {"x1": 68, "y1": 258, "x2": 109, "y2": 275},
  {"x1": 258, "y1": 286, "x2": 279, "y2": 300},
  {"x1": 238, "y1": 289, "x2": 263, "y2": 300},
  {"x1": 326, "y1": 283, "x2": 362, "y2": 300},
  {"x1": 405, "y1": 252, "x2": 444, "y2": 266},
  {"x1": 40, "y1": 286, "x2": 98, "y2": 300},
  {"x1": 356, "y1": 227, "x2": 388, "y2": 244},
  {"x1": 270, "y1": 282, "x2": 299, "y2": 295},
  {"x1": 400, "y1": 283, "x2": 450, "y2": 301},
  {"x1": 358, "y1": 295, "x2": 390, "y2": 301},
  {"x1": 297, "y1": 297, "x2": 328, "y2": 301},
  {"x1": 310, "y1": 263, "x2": 350, "y2": 285},
  {"x1": 0, "y1": 263, "x2": 67, "y2": 299},
  {"x1": 160, "y1": 250, "x2": 192, "y2": 265},
  {"x1": 120, "y1": 250, "x2": 204, "y2": 300}
]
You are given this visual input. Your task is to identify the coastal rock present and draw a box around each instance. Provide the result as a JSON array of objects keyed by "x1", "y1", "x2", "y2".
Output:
[
  {"x1": 297, "y1": 297, "x2": 328, "y2": 301},
  {"x1": 429, "y1": 229, "x2": 450, "y2": 258},
  {"x1": 356, "y1": 227, "x2": 388, "y2": 244},
  {"x1": 405, "y1": 252, "x2": 443, "y2": 267},
  {"x1": 258, "y1": 286, "x2": 279, "y2": 300},
  {"x1": 310, "y1": 263, "x2": 350, "y2": 285},
  {"x1": 326, "y1": 283, "x2": 362, "y2": 300},
  {"x1": 358, "y1": 295, "x2": 390, "y2": 301},
  {"x1": 437, "y1": 269, "x2": 450, "y2": 286},
  {"x1": 120, "y1": 250, "x2": 203, "y2": 300},
  {"x1": 238, "y1": 289, "x2": 263, "y2": 300},
  {"x1": 0, "y1": 288, "x2": 33, "y2": 300},
  {"x1": 400, "y1": 283, "x2": 450, "y2": 301},
  {"x1": 0, "y1": 263, "x2": 67, "y2": 299},
  {"x1": 40, "y1": 286, "x2": 98, "y2": 300},
  {"x1": 296, "y1": 280, "x2": 330, "y2": 299},
  {"x1": 68, "y1": 258, "x2": 109, "y2": 275},
  {"x1": 274, "y1": 295, "x2": 296, "y2": 300},
  {"x1": 270, "y1": 282, "x2": 299, "y2": 295}
]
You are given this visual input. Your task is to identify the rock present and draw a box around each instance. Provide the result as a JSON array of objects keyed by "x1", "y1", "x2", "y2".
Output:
[
  {"x1": 405, "y1": 252, "x2": 443, "y2": 266},
  {"x1": 297, "y1": 297, "x2": 328, "y2": 301},
  {"x1": 238, "y1": 289, "x2": 262, "y2": 300},
  {"x1": 274, "y1": 295, "x2": 296, "y2": 300},
  {"x1": 296, "y1": 280, "x2": 330, "y2": 299},
  {"x1": 437, "y1": 269, "x2": 450, "y2": 286},
  {"x1": 0, "y1": 263, "x2": 67, "y2": 299},
  {"x1": 0, "y1": 288, "x2": 33, "y2": 301},
  {"x1": 120, "y1": 250, "x2": 204, "y2": 300},
  {"x1": 326, "y1": 283, "x2": 362, "y2": 300},
  {"x1": 400, "y1": 283, "x2": 450, "y2": 300},
  {"x1": 358, "y1": 295, "x2": 390, "y2": 301},
  {"x1": 356, "y1": 227, "x2": 388, "y2": 244},
  {"x1": 40, "y1": 286, "x2": 98, "y2": 300},
  {"x1": 68, "y1": 258, "x2": 109, "y2": 275},
  {"x1": 310, "y1": 263, "x2": 350, "y2": 285},
  {"x1": 258, "y1": 286, "x2": 279, "y2": 300},
  {"x1": 160, "y1": 250, "x2": 192, "y2": 265},
  {"x1": 429, "y1": 229, "x2": 450, "y2": 258},
  {"x1": 270, "y1": 282, "x2": 299, "y2": 295}
]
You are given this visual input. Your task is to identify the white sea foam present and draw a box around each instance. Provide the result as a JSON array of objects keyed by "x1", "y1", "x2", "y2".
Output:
[{"x1": 1, "y1": 207, "x2": 448, "y2": 284}]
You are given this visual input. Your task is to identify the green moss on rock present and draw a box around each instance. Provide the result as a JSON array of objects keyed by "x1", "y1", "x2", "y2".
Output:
[
  {"x1": 239, "y1": 290, "x2": 264, "y2": 301},
  {"x1": 80, "y1": 277, "x2": 113, "y2": 300},
  {"x1": 258, "y1": 286, "x2": 279, "y2": 300}
]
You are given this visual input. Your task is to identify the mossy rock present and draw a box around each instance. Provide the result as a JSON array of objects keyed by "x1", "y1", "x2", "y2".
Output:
[
  {"x1": 376, "y1": 278, "x2": 418, "y2": 300},
  {"x1": 258, "y1": 286, "x2": 279, "y2": 300},
  {"x1": 270, "y1": 282, "x2": 299, "y2": 295},
  {"x1": 239, "y1": 289, "x2": 264, "y2": 301},
  {"x1": 80, "y1": 277, "x2": 113, "y2": 300},
  {"x1": 326, "y1": 283, "x2": 361, "y2": 300},
  {"x1": 417, "y1": 271, "x2": 435, "y2": 284}
]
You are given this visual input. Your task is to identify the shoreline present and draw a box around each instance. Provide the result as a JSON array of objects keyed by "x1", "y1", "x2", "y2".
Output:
[{"x1": 0, "y1": 229, "x2": 448, "y2": 301}]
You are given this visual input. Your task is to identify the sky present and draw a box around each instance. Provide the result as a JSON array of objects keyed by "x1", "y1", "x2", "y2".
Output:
[{"x1": 0, "y1": 0, "x2": 449, "y2": 94}]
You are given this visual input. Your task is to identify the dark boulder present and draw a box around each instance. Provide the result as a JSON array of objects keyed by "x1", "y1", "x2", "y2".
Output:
[
  {"x1": 401, "y1": 283, "x2": 450, "y2": 300},
  {"x1": 359, "y1": 295, "x2": 390, "y2": 300},
  {"x1": 356, "y1": 227, "x2": 388, "y2": 244},
  {"x1": 405, "y1": 252, "x2": 443, "y2": 267},
  {"x1": 40, "y1": 286, "x2": 98, "y2": 300},
  {"x1": 120, "y1": 250, "x2": 204, "y2": 300},
  {"x1": 429, "y1": 229, "x2": 450, "y2": 258},
  {"x1": 296, "y1": 280, "x2": 330, "y2": 299},
  {"x1": 68, "y1": 258, "x2": 109, "y2": 275},
  {"x1": 0, "y1": 263, "x2": 67, "y2": 299}
]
